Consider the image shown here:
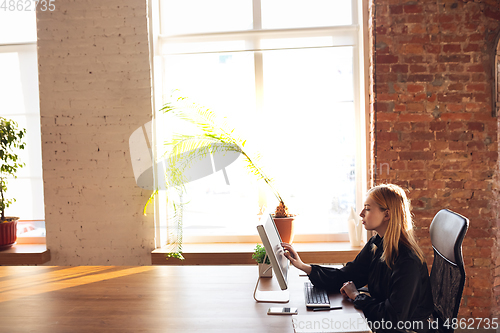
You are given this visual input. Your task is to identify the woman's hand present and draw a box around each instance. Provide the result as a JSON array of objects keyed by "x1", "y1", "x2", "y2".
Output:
[
  {"x1": 340, "y1": 281, "x2": 360, "y2": 300},
  {"x1": 281, "y1": 242, "x2": 312, "y2": 275}
]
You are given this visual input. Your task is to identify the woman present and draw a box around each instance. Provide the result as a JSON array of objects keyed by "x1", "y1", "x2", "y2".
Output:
[{"x1": 282, "y1": 184, "x2": 434, "y2": 333}]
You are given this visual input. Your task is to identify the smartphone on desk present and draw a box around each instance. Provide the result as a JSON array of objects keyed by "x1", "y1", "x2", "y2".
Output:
[{"x1": 267, "y1": 307, "x2": 298, "y2": 315}]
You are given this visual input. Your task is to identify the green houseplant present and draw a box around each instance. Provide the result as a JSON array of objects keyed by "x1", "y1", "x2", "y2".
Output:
[
  {"x1": 252, "y1": 244, "x2": 271, "y2": 264},
  {"x1": 145, "y1": 95, "x2": 294, "y2": 260},
  {"x1": 0, "y1": 117, "x2": 26, "y2": 249},
  {"x1": 252, "y1": 244, "x2": 272, "y2": 278}
]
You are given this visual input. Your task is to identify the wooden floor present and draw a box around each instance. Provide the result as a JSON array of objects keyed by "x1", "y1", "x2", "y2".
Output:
[{"x1": 0, "y1": 265, "x2": 361, "y2": 333}]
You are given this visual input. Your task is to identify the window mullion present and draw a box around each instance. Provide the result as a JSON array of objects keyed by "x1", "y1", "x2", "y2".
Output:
[
  {"x1": 351, "y1": 0, "x2": 357, "y2": 25},
  {"x1": 160, "y1": 26, "x2": 358, "y2": 43},
  {"x1": 252, "y1": 0, "x2": 262, "y2": 30},
  {"x1": 159, "y1": 28, "x2": 358, "y2": 56},
  {"x1": 252, "y1": 0, "x2": 264, "y2": 114}
]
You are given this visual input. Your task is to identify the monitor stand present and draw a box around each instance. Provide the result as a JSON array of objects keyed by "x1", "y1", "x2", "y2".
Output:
[{"x1": 253, "y1": 264, "x2": 289, "y2": 303}]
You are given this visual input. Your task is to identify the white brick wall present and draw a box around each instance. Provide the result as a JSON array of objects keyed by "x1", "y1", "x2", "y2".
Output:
[{"x1": 37, "y1": 0, "x2": 154, "y2": 265}]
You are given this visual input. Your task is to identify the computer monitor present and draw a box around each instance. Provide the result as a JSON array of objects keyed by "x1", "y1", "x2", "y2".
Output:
[{"x1": 256, "y1": 213, "x2": 289, "y2": 291}]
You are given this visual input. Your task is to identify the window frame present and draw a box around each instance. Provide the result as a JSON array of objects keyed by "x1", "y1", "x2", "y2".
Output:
[
  {"x1": 0, "y1": 42, "x2": 46, "y2": 242},
  {"x1": 148, "y1": 0, "x2": 370, "y2": 245}
]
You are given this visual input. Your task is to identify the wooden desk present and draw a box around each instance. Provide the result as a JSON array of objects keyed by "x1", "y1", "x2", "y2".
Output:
[{"x1": 0, "y1": 265, "x2": 364, "y2": 333}]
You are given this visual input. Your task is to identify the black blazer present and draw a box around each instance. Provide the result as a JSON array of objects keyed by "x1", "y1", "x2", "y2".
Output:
[{"x1": 308, "y1": 235, "x2": 434, "y2": 332}]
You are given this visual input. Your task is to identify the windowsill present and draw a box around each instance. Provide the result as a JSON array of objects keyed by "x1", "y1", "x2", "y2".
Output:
[
  {"x1": 15, "y1": 237, "x2": 46, "y2": 244},
  {"x1": 0, "y1": 243, "x2": 51, "y2": 265},
  {"x1": 151, "y1": 241, "x2": 362, "y2": 265}
]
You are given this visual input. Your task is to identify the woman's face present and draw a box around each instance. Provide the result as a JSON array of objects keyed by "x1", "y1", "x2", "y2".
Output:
[{"x1": 359, "y1": 196, "x2": 389, "y2": 236}]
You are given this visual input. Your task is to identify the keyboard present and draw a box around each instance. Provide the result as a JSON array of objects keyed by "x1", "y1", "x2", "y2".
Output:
[{"x1": 304, "y1": 281, "x2": 330, "y2": 308}]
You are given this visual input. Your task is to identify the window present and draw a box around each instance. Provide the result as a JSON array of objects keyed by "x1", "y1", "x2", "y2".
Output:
[
  {"x1": 152, "y1": 0, "x2": 367, "y2": 243},
  {"x1": 0, "y1": 9, "x2": 45, "y2": 241}
]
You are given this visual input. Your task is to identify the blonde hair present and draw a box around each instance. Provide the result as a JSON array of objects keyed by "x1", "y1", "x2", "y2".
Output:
[{"x1": 367, "y1": 184, "x2": 425, "y2": 268}]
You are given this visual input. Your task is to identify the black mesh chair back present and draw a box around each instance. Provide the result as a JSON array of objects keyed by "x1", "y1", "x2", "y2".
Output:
[{"x1": 429, "y1": 209, "x2": 469, "y2": 333}]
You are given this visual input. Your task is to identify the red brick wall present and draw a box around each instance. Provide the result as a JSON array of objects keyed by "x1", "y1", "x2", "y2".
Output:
[{"x1": 371, "y1": 0, "x2": 500, "y2": 319}]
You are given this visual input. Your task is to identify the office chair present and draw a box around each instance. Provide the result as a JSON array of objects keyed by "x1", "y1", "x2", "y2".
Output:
[{"x1": 429, "y1": 209, "x2": 469, "y2": 333}]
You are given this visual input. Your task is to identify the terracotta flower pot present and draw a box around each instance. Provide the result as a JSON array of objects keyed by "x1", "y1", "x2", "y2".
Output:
[
  {"x1": 0, "y1": 219, "x2": 18, "y2": 250},
  {"x1": 273, "y1": 216, "x2": 295, "y2": 244}
]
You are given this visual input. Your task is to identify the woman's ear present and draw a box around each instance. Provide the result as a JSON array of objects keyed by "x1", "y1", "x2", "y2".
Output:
[{"x1": 384, "y1": 209, "x2": 390, "y2": 221}]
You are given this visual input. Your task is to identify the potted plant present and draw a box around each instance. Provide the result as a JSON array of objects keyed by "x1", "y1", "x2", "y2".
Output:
[
  {"x1": 252, "y1": 244, "x2": 272, "y2": 278},
  {"x1": 144, "y1": 94, "x2": 295, "y2": 259},
  {"x1": 0, "y1": 117, "x2": 26, "y2": 250},
  {"x1": 273, "y1": 200, "x2": 296, "y2": 244}
]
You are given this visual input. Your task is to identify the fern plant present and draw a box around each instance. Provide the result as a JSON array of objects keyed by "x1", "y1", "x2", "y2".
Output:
[{"x1": 145, "y1": 95, "x2": 292, "y2": 260}]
